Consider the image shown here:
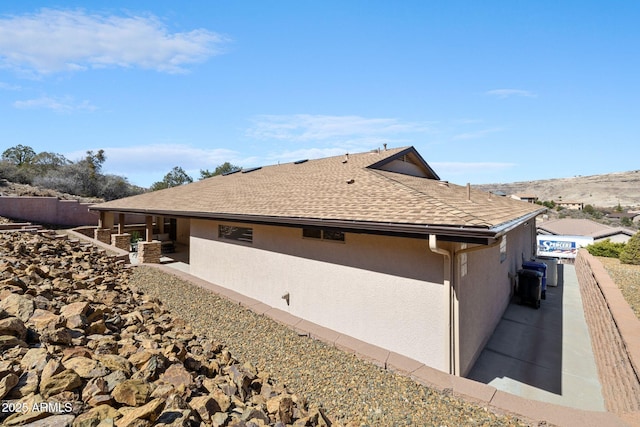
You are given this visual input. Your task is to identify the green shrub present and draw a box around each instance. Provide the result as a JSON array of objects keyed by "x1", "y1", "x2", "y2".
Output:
[
  {"x1": 130, "y1": 231, "x2": 141, "y2": 243},
  {"x1": 586, "y1": 239, "x2": 627, "y2": 258},
  {"x1": 620, "y1": 232, "x2": 640, "y2": 265}
]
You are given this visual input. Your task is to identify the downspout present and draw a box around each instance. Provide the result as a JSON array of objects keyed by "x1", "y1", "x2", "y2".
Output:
[
  {"x1": 453, "y1": 236, "x2": 503, "y2": 376},
  {"x1": 429, "y1": 235, "x2": 454, "y2": 375},
  {"x1": 429, "y1": 235, "x2": 504, "y2": 376}
]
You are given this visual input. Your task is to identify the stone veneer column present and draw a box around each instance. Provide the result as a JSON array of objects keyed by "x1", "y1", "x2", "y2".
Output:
[
  {"x1": 138, "y1": 241, "x2": 162, "y2": 264},
  {"x1": 111, "y1": 233, "x2": 131, "y2": 251},
  {"x1": 94, "y1": 228, "x2": 112, "y2": 244}
]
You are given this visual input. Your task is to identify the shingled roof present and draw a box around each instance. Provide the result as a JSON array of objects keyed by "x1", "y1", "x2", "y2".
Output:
[
  {"x1": 92, "y1": 146, "x2": 544, "y2": 241},
  {"x1": 537, "y1": 218, "x2": 636, "y2": 240}
]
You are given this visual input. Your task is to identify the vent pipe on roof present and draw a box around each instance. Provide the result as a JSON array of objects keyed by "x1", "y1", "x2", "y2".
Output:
[
  {"x1": 343, "y1": 153, "x2": 349, "y2": 163},
  {"x1": 467, "y1": 183, "x2": 471, "y2": 201},
  {"x1": 383, "y1": 143, "x2": 387, "y2": 151}
]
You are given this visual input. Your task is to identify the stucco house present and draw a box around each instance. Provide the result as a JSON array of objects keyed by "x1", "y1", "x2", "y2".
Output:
[
  {"x1": 555, "y1": 201, "x2": 584, "y2": 211},
  {"x1": 510, "y1": 193, "x2": 538, "y2": 203},
  {"x1": 91, "y1": 146, "x2": 544, "y2": 377},
  {"x1": 537, "y1": 218, "x2": 636, "y2": 243}
]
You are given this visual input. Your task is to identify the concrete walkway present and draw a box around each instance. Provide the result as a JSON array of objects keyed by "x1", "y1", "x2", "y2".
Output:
[{"x1": 467, "y1": 263, "x2": 606, "y2": 411}]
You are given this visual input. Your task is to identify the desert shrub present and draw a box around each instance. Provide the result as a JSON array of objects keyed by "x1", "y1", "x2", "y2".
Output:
[
  {"x1": 620, "y1": 232, "x2": 640, "y2": 265},
  {"x1": 586, "y1": 239, "x2": 627, "y2": 258},
  {"x1": 0, "y1": 160, "x2": 33, "y2": 184},
  {"x1": 99, "y1": 174, "x2": 145, "y2": 200},
  {"x1": 33, "y1": 163, "x2": 91, "y2": 196}
]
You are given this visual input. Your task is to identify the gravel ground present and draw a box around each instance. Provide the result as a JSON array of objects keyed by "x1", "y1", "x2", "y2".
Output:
[
  {"x1": 597, "y1": 256, "x2": 640, "y2": 319},
  {"x1": 128, "y1": 265, "x2": 530, "y2": 427}
]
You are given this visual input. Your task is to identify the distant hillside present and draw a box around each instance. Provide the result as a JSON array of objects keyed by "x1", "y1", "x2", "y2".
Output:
[
  {"x1": 0, "y1": 179, "x2": 103, "y2": 203},
  {"x1": 473, "y1": 170, "x2": 640, "y2": 208}
]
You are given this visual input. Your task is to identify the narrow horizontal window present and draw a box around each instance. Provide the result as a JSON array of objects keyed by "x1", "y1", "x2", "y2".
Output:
[
  {"x1": 219, "y1": 225, "x2": 253, "y2": 243},
  {"x1": 302, "y1": 228, "x2": 322, "y2": 239},
  {"x1": 302, "y1": 228, "x2": 345, "y2": 242},
  {"x1": 322, "y1": 230, "x2": 345, "y2": 242}
]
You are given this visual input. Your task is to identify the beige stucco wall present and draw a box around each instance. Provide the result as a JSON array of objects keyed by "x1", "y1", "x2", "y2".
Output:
[
  {"x1": 457, "y1": 222, "x2": 536, "y2": 376},
  {"x1": 190, "y1": 219, "x2": 448, "y2": 370}
]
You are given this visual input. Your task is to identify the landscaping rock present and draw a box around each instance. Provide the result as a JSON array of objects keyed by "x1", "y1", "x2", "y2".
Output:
[
  {"x1": 0, "y1": 293, "x2": 34, "y2": 322},
  {"x1": 0, "y1": 230, "x2": 342, "y2": 427},
  {"x1": 111, "y1": 379, "x2": 152, "y2": 407},
  {"x1": 0, "y1": 372, "x2": 19, "y2": 399},
  {"x1": 40, "y1": 369, "x2": 83, "y2": 398},
  {"x1": 0, "y1": 316, "x2": 27, "y2": 340}
]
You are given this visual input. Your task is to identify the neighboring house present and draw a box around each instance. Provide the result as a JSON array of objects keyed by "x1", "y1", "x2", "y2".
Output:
[
  {"x1": 555, "y1": 201, "x2": 584, "y2": 211},
  {"x1": 91, "y1": 146, "x2": 544, "y2": 377},
  {"x1": 606, "y1": 211, "x2": 640, "y2": 224},
  {"x1": 510, "y1": 193, "x2": 538, "y2": 203},
  {"x1": 537, "y1": 218, "x2": 636, "y2": 243}
]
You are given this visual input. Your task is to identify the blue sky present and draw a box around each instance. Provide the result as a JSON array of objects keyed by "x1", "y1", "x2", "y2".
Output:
[{"x1": 1, "y1": 1, "x2": 639, "y2": 188}]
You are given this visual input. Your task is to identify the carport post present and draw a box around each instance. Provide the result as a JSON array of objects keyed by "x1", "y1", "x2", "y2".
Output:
[
  {"x1": 145, "y1": 216, "x2": 153, "y2": 242},
  {"x1": 118, "y1": 213, "x2": 125, "y2": 235}
]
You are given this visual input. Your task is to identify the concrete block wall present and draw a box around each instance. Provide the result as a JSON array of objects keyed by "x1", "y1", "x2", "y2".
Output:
[
  {"x1": 575, "y1": 249, "x2": 640, "y2": 414},
  {"x1": 0, "y1": 196, "x2": 147, "y2": 226},
  {"x1": 0, "y1": 196, "x2": 98, "y2": 226}
]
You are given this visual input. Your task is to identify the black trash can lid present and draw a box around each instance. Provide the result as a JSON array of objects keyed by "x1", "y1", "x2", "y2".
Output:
[{"x1": 517, "y1": 269, "x2": 543, "y2": 277}]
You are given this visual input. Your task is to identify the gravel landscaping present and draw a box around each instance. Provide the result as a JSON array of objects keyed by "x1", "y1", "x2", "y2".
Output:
[
  {"x1": 597, "y1": 256, "x2": 640, "y2": 319},
  {"x1": 129, "y1": 265, "x2": 529, "y2": 426}
]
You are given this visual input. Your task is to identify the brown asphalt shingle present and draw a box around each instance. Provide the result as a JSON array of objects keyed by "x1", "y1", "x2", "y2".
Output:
[{"x1": 93, "y1": 146, "x2": 543, "y2": 232}]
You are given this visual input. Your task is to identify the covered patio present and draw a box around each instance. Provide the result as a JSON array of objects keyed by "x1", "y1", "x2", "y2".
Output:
[{"x1": 92, "y1": 210, "x2": 191, "y2": 265}]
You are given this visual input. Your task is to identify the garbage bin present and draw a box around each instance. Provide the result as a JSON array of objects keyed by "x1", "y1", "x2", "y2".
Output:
[
  {"x1": 523, "y1": 260, "x2": 547, "y2": 299},
  {"x1": 517, "y1": 269, "x2": 543, "y2": 309},
  {"x1": 536, "y1": 257, "x2": 558, "y2": 287}
]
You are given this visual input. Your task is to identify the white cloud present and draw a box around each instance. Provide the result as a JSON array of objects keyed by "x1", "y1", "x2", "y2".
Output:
[
  {"x1": 13, "y1": 96, "x2": 96, "y2": 113},
  {"x1": 66, "y1": 144, "x2": 246, "y2": 186},
  {"x1": 246, "y1": 114, "x2": 433, "y2": 143},
  {"x1": 0, "y1": 9, "x2": 228, "y2": 75},
  {"x1": 0, "y1": 82, "x2": 21, "y2": 90},
  {"x1": 485, "y1": 89, "x2": 537, "y2": 99}
]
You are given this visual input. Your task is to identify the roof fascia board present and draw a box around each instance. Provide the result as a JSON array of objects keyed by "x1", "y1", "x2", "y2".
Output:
[
  {"x1": 90, "y1": 206, "x2": 503, "y2": 241},
  {"x1": 490, "y1": 208, "x2": 546, "y2": 237}
]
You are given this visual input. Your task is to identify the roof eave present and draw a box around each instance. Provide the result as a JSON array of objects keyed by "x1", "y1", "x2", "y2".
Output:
[
  {"x1": 490, "y1": 207, "x2": 547, "y2": 238},
  {"x1": 90, "y1": 205, "x2": 544, "y2": 242}
]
